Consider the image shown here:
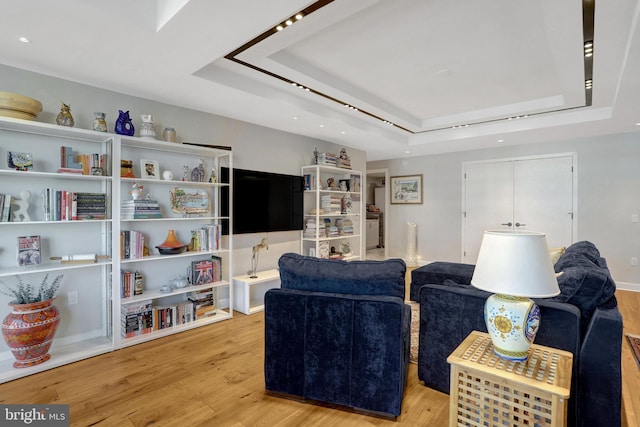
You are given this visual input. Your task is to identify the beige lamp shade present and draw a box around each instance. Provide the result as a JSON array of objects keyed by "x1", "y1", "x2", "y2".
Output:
[{"x1": 471, "y1": 230, "x2": 560, "y2": 298}]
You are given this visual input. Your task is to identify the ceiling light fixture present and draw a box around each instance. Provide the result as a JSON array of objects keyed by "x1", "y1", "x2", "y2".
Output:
[
  {"x1": 17, "y1": 36, "x2": 30, "y2": 43},
  {"x1": 224, "y1": 0, "x2": 594, "y2": 135}
]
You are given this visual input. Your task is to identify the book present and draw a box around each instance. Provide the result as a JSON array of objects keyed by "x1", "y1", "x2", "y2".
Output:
[
  {"x1": 191, "y1": 259, "x2": 214, "y2": 285},
  {"x1": 0, "y1": 194, "x2": 11, "y2": 222},
  {"x1": 17, "y1": 235, "x2": 41, "y2": 266}
]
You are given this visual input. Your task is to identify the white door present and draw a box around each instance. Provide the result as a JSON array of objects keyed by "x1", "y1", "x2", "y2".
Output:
[
  {"x1": 463, "y1": 161, "x2": 514, "y2": 263},
  {"x1": 514, "y1": 157, "x2": 574, "y2": 249},
  {"x1": 463, "y1": 155, "x2": 575, "y2": 263}
]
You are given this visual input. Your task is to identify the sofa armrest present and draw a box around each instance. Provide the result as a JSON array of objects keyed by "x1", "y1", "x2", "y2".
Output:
[{"x1": 577, "y1": 304, "x2": 623, "y2": 427}]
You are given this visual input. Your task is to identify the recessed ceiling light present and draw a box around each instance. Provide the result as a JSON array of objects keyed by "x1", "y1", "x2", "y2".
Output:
[
  {"x1": 286, "y1": 19, "x2": 293, "y2": 26},
  {"x1": 498, "y1": 139, "x2": 504, "y2": 143},
  {"x1": 276, "y1": 25, "x2": 284, "y2": 31},
  {"x1": 17, "y1": 36, "x2": 30, "y2": 43},
  {"x1": 319, "y1": 124, "x2": 324, "y2": 128},
  {"x1": 293, "y1": 116, "x2": 298, "y2": 120},
  {"x1": 341, "y1": 131, "x2": 346, "y2": 135},
  {"x1": 635, "y1": 122, "x2": 640, "y2": 126},
  {"x1": 295, "y1": 14, "x2": 303, "y2": 20},
  {"x1": 405, "y1": 150, "x2": 411, "y2": 154}
]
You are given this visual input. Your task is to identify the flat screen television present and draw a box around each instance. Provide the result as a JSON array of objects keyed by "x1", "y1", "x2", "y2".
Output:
[{"x1": 221, "y1": 168, "x2": 304, "y2": 235}]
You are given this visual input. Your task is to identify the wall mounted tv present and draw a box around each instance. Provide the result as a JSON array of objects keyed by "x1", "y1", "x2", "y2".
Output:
[{"x1": 221, "y1": 168, "x2": 304, "y2": 235}]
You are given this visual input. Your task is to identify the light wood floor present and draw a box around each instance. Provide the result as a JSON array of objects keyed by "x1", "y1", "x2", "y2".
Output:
[{"x1": 0, "y1": 289, "x2": 638, "y2": 427}]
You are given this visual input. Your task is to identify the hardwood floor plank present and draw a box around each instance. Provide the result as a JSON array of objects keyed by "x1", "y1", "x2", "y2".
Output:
[{"x1": 0, "y1": 288, "x2": 636, "y2": 426}]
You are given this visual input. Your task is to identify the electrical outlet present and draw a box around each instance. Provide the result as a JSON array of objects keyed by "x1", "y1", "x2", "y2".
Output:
[
  {"x1": 68, "y1": 291, "x2": 78, "y2": 305},
  {"x1": 632, "y1": 257, "x2": 639, "y2": 267}
]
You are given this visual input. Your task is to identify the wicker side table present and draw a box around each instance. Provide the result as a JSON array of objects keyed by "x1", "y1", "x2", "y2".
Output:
[{"x1": 447, "y1": 331, "x2": 573, "y2": 427}]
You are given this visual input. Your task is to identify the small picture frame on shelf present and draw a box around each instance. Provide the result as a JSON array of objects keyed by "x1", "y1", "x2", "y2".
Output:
[
  {"x1": 390, "y1": 174, "x2": 423, "y2": 204},
  {"x1": 7, "y1": 151, "x2": 33, "y2": 171},
  {"x1": 140, "y1": 159, "x2": 159, "y2": 180},
  {"x1": 121, "y1": 159, "x2": 135, "y2": 178}
]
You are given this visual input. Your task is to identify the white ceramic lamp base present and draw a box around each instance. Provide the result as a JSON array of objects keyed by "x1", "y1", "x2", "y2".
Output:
[{"x1": 484, "y1": 293, "x2": 541, "y2": 361}]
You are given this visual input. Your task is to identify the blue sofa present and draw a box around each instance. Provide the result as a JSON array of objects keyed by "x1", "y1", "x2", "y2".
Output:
[
  {"x1": 264, "y1": 253, "x2": 410, "y2": 417},
  {"x1": 410, "y1": 241, "x2": 623, "y2": 427}
]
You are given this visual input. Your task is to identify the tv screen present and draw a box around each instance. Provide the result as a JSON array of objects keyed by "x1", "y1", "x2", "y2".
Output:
[{"x1": 221, "y1": 168, "x2": 304, "y2": 234}]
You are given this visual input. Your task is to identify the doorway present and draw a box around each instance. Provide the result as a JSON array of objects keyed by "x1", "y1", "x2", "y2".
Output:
[{"x1": 366, "y1": 168, "x2": 389, "y2": 260}]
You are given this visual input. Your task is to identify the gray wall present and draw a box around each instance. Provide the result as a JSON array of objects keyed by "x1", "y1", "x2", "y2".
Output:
[
  {"x1": 0, "y1": 64, "x2": 366, "y2": 276},
  {"x1": 369, "y1": 132, "x2": 640, "y2": 287}
]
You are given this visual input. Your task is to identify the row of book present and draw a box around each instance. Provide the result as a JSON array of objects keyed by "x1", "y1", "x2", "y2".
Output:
[
  {"x1": 121, "y1": 270, "x2": 144, "y2": 298},
  {"x1": 120, "y1": 230, "x2": 146, "y2": 260},
  {"x1": 303, "y1": 174, "x2": 361, "y2": 192},
  {"x1": 121, "y1": 199, "x2": 162, "y2": 219},
  {"x1": 0, "y1": 194, "x2": 12, "y2": 222},
  {"x1": 58, "y1": 146, "x2": 109, "y2": 176},
  {"x1": 42, "y1": 189, "x2": 107, "y2": 221},
  {"x1": 120, "y1": 288, "x2": 217, "y2": 338},
  {"x1": 190, "y1": 224, "x2": 223, "y2": 251}
]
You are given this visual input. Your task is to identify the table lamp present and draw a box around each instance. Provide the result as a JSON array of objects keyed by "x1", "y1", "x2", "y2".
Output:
[{"x1": 471, "y1": 230, "x2": 560, "y2": 361}]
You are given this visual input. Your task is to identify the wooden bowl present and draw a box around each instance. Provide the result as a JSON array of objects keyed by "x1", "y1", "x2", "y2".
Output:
[{"x1": 0, "y1": 91, "x2": 42, "y2": 120}]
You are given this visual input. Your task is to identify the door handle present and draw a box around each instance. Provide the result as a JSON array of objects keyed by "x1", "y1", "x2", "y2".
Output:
[
  {"x1": 501, "y1": 222, "x2": 513, "y2": 227},
  {"x1": 515, "y1": 222, "x2": 526, "y2": 227}
]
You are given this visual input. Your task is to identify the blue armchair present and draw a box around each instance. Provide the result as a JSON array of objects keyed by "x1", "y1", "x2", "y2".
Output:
[{"x1": 264, "y1": 253, "x2": 410, "y2": 417}]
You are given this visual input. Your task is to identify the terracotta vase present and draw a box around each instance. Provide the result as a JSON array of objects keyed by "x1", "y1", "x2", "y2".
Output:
[{"x1": 1, "y1": 298, "x2": 60, "y2": 368}]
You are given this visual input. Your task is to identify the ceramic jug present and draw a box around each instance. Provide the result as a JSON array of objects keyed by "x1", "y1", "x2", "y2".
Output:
[
  {"x1": 139, "y1": 114, "x2": 156, "y2": 139},
  {"x1": 115, "y1": 110, "x2": 135, "y2": 136}
]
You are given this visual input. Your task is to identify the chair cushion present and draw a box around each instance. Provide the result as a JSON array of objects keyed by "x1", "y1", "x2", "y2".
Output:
[{"x1": 278, "y1": 253, "x2": 406, "y2": 299}]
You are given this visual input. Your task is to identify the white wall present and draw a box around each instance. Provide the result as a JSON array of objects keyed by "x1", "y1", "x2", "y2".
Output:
[
  {"x1": 368, "y1": 133, "x2": 640, "y2": 287},
  {"x1": 0, "y1": 64, "x2": 366, "y2": 277}
]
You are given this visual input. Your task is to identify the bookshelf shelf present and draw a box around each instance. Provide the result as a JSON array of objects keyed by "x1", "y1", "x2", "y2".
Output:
[
  {"x1": 0, "y1": 116, "x2": 233, "y2": 383},
  {"x1": 301, "y1": 165, "x2": 363, "y2": 260},
  {"x1": 0, "y1": 116, "x2": 114, "y2": 383}
]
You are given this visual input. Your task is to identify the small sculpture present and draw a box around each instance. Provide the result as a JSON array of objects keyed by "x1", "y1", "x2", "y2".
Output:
[
  {"x1": 208, "y1": 168, "x2": 217, "y2": 183},
  {"x1": 129, "y1": 183, "x2": 144, "y2": 200},
  {"x1": 115, "y1": 110, "x2": 135, "y2": 136},
  {"x1": 10, "y1": 190, "x2": 32, "y2": 222},
  {"x1": 250, "y1": 238, "x2": 269, "y2": 278},
  {"x1": 190, "y1": 159, "x2": 205, "y2": 182},
  {"x1": 182, "y1": 165, "x2": 189, "y2": 181},
  {"x1": 56, "y1": 102, "x2": 75, "y2": 127}
]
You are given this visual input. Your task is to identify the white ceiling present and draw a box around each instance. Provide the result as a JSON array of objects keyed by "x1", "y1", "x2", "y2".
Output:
[{"x1": 1, "y1": 0, "x2": 639, "y2": 161}]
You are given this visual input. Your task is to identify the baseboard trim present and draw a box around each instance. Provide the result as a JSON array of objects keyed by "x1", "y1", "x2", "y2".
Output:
[{"x1": 616, "y1": 281, "x2": 640, "y2": 292}]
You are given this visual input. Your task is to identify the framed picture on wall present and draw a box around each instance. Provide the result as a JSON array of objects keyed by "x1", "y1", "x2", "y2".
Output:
[{"x1": 390, "y1": 174, "x2": 423, "y2": 204}]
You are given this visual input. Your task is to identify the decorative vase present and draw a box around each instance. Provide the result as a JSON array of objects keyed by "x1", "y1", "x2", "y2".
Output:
[
  {"x1": 1, "y1": 298, "x2": 60, "y2": 368},
  {"x1": 139, "y1": 114, "x2": 156, "y2": 139},
  {"x1": 162, "y1": 127, "x2": 176, "y2": 142},
  {"x1": 93, "y1": 112, "x2": 107, "y2": 132},
  {"x1": 162, "y1": 170, "x2": 174, "y2": 181},
  {"x1": 56, "y1": 102, "x2": 74, "y2": 127},
  {"x1": 115, "y1": 110, "x2": 135, "y2": 136},
  {"x1": 156, "y1": 229, "x2": 187, "y2": 255}
]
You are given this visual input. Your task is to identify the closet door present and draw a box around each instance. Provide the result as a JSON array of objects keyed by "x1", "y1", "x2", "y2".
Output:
[
  {"x1": 463, "y1": 161, "x2": 514, "y2": 263},
  {"x1": 514, "y1": 156, "x2": 574, "y2": 248},
  {"x1": 463, "y1": 155, "x2": 575, "y2": 264}
]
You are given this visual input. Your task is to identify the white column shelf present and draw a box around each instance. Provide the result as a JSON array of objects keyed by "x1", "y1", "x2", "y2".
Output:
[{"x1": 232, "y1": 269, "x2": 280, "y2": 315}]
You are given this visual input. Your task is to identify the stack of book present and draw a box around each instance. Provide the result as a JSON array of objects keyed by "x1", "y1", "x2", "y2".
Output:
[
  {"x1": 335, "y1": 218, "x2": 354, "y2": 235},
  {"x1": 121, "y1": 199, "x2": 162, "y2": 219},
  {"x1": 317, "y1": 152, "x2": 336, "y2": 166},
  {"x1": 190, "y1": 256, "x2": 223, "y2": 286},
  {"x1": 0, "y1": 194, "x2": 12, "y2": 222},
  {"x1": 120, "y1": 230, "x2": 145, "y2": 259},
  {"x1": 121, "y1": 300, "x2": 153, "y2": 338},
  {"x1": 303, "y1": 174, "x2": 315, "y2": 190},
  {"x1": 321, "y1": 194, "x2": 342, "y2": 213},
  {"x1": 304, "y1": 218, "x2": 325, "y2": 238},
  {"x1": 189, "y1": 288, "x2": 216, "y2": 320}
]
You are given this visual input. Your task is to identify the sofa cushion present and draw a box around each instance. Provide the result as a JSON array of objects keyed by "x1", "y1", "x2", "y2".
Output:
[
  {"x1": 278, "y1": 253, "x2": 406, "y2": 299},
  {"x1": 555, "y1": 241, "x2": 606, "y2": 271},
  {"x1": 550, "y1": 266, "x2": 616, "y2": 330}
]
